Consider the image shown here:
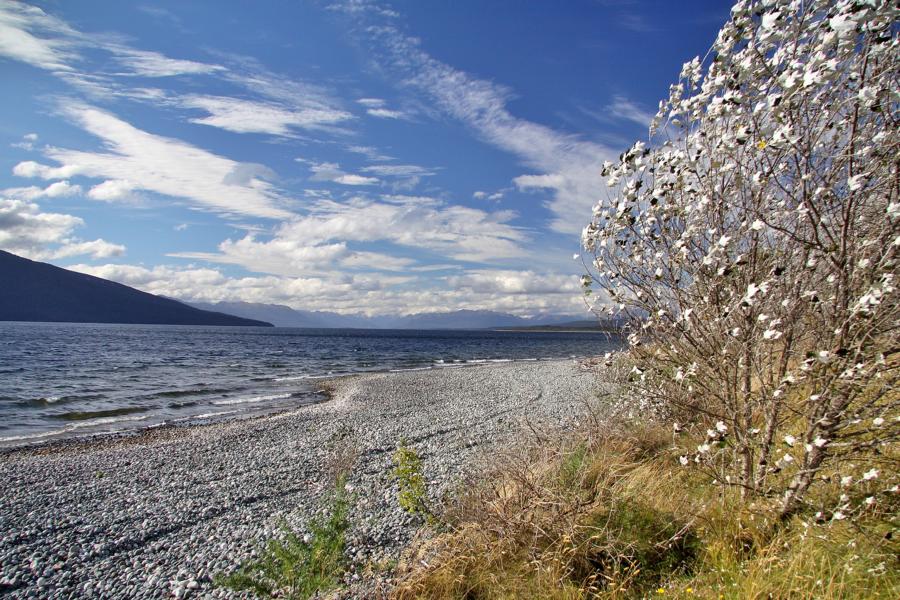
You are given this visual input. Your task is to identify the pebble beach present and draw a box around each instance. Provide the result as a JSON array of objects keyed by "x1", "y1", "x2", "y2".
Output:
[{"x1": 0, "y1": 359, "x2": 605, "y2": 599}]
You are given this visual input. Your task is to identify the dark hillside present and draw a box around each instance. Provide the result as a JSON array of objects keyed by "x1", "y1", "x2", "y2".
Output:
[{"x1": 0, "y1": 250, "x2": 272, "y2": 327}]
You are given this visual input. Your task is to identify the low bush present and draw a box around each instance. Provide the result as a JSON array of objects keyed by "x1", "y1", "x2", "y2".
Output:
[{"x1": 216, "y1": 478, "x2": 351, "y2": 599}]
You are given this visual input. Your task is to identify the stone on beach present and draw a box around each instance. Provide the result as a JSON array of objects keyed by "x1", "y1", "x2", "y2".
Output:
[{"x1": 0, "y1": 359, "x2": 605, "y2": 598}]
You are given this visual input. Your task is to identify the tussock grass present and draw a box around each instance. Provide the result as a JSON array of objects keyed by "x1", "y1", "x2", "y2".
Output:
[{"x1": 391, "y1": 423, "x2": 899, "y2": 599}]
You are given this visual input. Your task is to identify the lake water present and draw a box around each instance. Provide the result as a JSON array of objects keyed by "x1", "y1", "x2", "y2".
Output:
[{"x1": 0, "y1": 322, "x2": 622, "y2": 446}]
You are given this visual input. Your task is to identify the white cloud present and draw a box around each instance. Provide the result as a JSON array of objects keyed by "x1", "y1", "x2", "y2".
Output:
[
  {"x1": 0, "y1": 198, "x2": 81, "y2": 248},
  {"x1": 0, "y1": 1, "x2": 78, "y2": 71},
  {"x1": 513, "y1": 173, "x2": 567, "y2": 190},
  {"x1": 346, "y1": 145, "x2": 394, "y2": 161},
  {"x1": 342, "y1": 251, "x2": 416, "y2": 271},
  {"x1": 472, "y1": 189, "x2": 505, "y2": 201},
  {"x1": 0, "y1": 198, "x2": 123, "y2": 260},
  {"x1": 44, "y1": 180, "x2": 82, "y2": 197},
  {"x1": 180, "y1": 195, "x2": 529, "y2": 278},
  {"x1": 16, "y1": 103, "x2": 292, "y2": 219},
  {"x1": 357, "y1": 97, "x2": 385, "y2": 108},
  {"x1": 360, "y1": 164, "x2": 434, "y2": 177},
  {"x1": 356, "y1": 97, "x2": 408, "y2": 119},
  {"x1": 68, "y1": 261, "x2": 585, "y2": 317},
  {"x1": 182, "y1": 95, "x2": 352, "y2": 135},
  {"x1": 607, "y1": 95, "x2": 655, "y2": 128},
  {"x1": 307, "y1": 162, "x2": 380, "y2": 186},
  {"x1": 107, "y1": 46, "x2": 225, "y2": 77},
  {"x1": 447, "y1": 270, "x2": 579, "y2": 295},
  {"x1": 366, "y1": 107, "x2": 406, "y2": 119},
  {"x1": 359, "y1": 20, "x2": 617, "y2": 234},
  {"x1": 87, "y1": 179, "x2": 135, "y2": 202},
  {"x1": 0, "y1": 2, "x2": 222, "y2": 80},
  {"x1": 327, "y1": 1, "x2": 400, "y2": 20},
  {"x1": 47, "y1": 239, "x2": 125, "y2": 259},
  {"x1": 1, "y1": 180, "x2": 81, "y2": 201},
  {"x1": 335, "y1": 174, "x2": 380, "y2": 185},
  {"x1": 11, "y1": 132, "x2": 39, "y2": 151},
  {"x1": 12, "y1": 161, "x2": 81, "y2": 179}
]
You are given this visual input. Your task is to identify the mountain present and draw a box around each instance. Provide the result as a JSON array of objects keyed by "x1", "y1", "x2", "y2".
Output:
[
  {"x1": 189, "y1": 301, "x2": 582, "y2": 330},
  {"x1": 389, "y1": 309, "x2": 529, "y2": 329},
  {"x1": 0, "y1": 250, "x2": 272, "y2": 327},
  {"x1": 188, "y1": 301, "x2": 374, "y2": 328}
]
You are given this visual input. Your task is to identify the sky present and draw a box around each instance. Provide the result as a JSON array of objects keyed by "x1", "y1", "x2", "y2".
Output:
[{"x1": 0, "y1": 0, "x2": 732, "y2": 316}]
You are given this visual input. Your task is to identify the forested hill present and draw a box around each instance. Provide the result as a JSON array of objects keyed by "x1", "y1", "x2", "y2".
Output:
[{"x1": 0, "y1": 250, "x2": 272, "y2": 327}]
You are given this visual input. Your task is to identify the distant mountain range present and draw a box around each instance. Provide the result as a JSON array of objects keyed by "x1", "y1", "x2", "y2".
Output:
[
  {"x1": 188, "y1": 301, "x2": 590, "y2": 330},
  {"x1": 0, "y1": 249, "x2": 601, "y2": 330},
  {"x1": 0, "y1": 250, "x2": 271, "y2": 327}
]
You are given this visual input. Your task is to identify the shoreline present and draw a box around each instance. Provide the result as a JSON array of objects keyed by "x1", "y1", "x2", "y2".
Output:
[
  {"x1": 0, "y1": 356, "x2": 580, "y2": 458},
  {"x1": 0, "y1": 359, "x2": 607, "y2": 599}
]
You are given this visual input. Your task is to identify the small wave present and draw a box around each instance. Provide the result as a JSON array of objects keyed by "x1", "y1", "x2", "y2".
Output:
[
  {"x1": 389, "y1": 366, "x2": 433, "y2": 373},
  {"x1": 211, "y1": 393, "x2": 292, "y2": 406},
  {"x1": 467, "y1": 358, "x2": 513, "y2": 364},
  {"x1": 274, "y1": 374, "x2": 334, "y2": 382},
  {"x1": 66, "y1": 414, "x2": 148, "y2": 430},
  {"x1": 0, "y1": 414, "x2": 149, "y2": 443},
  {"x1": 17, "y1": 393, "x2": 107, "y2": 408},
  {"x1": 52, "y1": 406, "x2": 148, "y2": 421},
  {"x1": 167, "y1": 400, "x2": 198, "y2": 409},
  {"x1": 0, "y1": 429, "x2": 65, "y2": 443},
  {"x1": 150, "y1": 387, "x2": 233, "y2": 399}
]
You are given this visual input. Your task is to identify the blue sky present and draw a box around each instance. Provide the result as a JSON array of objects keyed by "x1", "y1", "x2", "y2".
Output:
[{"x1": 0, "y1": 0, "x2": 731, "y2": 316}]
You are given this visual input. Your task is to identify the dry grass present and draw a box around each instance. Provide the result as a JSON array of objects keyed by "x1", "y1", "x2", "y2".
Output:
[{"x1": 390, "y1": 420, "x2": 899, "y2": 600}]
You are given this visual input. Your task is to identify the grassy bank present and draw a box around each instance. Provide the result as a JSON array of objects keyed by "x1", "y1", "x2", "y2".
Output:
[{"x1": 391, "y1": 417, "x2": 898, "y2": 599}]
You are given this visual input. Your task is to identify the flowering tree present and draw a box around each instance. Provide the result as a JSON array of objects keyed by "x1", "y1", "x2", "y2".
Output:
[{"x1": 582, "y1": 0, "x2": 898, "y2": 517}]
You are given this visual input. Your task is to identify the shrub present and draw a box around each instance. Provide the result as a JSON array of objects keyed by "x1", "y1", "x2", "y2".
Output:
[
  {"x1": 216, "y1": 479, "x2": 351, "y2": 599},
  {"x1": 392, "y1": 441, "x2": 432, "y2": 520},
  {"x1": 581, "y1": 0, "x2": 899, "y2": 518}
]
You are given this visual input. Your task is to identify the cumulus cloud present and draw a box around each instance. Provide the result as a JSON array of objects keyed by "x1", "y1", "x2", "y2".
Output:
[
  {"x1": 176, "y1": 195, "x2": 529, "y2": 278},
  {"x1": 2, "y1": 180, "x2": 81, "y2": 201},
  {"x1": 0, "y1": 198, "x2": 124, "y2": 260},
  {"x1": 68, "y1": 261, "x2": 586, "y2": 317},
  {"x1": 11, "y1": 132, "x2": 39, "y2": 151},
  {"x1": 447, "y1": 270, "x2": 580, "y2": 295},
  {"x1": 15, "y1": 104, "x2": 292, "y2": 219},
  {"x1": 87, "y1": 179, "x2": 135, "y2": 202},
  {"x1": 13, "y1": 160, "x2": 80, "y2": 179},
  {"x1": 473, "y1": 189, "x2": 506, "y2": 202},
  {"x1": 46, "y1": 238, "x2": 125, "y2": 259}
]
